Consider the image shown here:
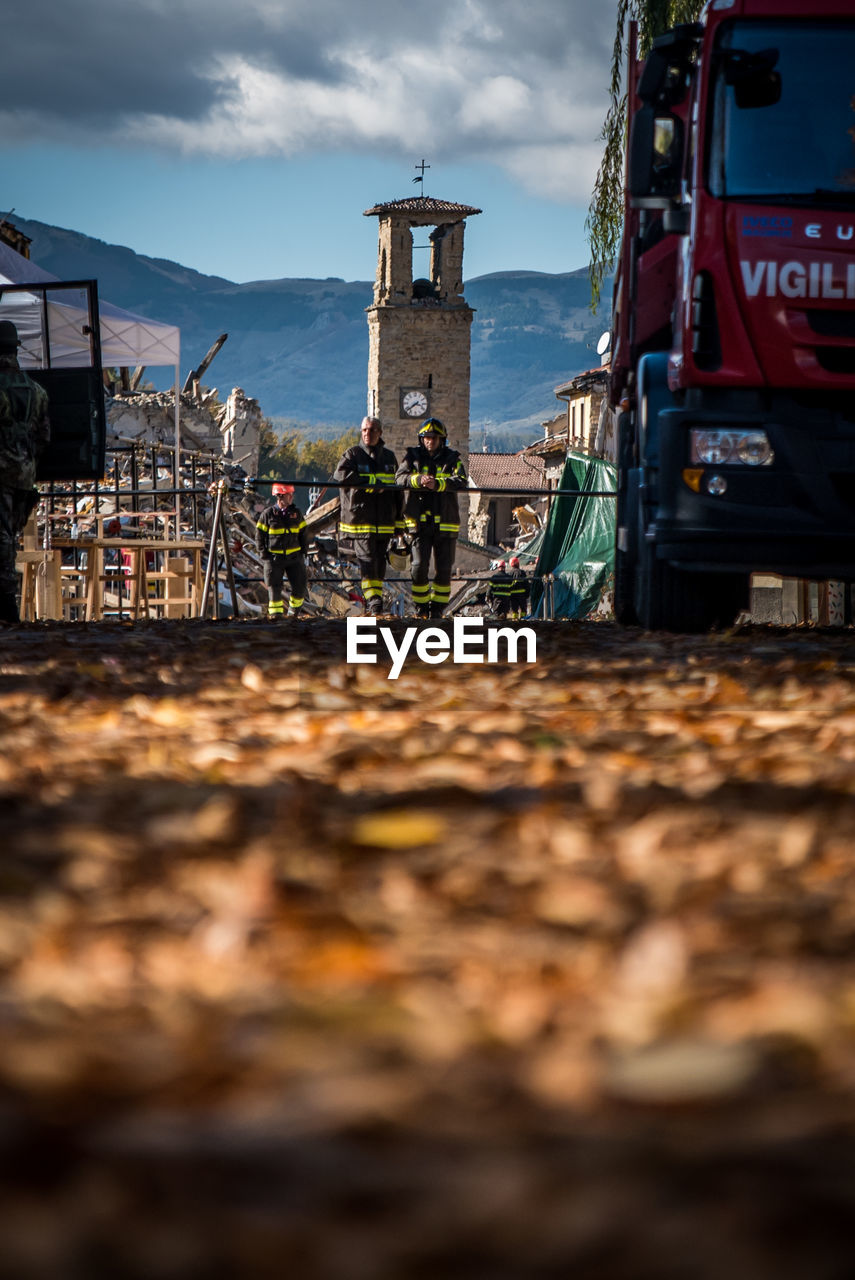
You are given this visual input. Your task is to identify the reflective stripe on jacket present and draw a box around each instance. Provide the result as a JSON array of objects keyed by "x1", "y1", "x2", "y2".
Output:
[
  {"x1": 256, "y1": 503, "x2": 308, "y2": 557},
  {"x1": 508, "y1": 572, "x2": 530, "y2": 605},
  {"x1": 487, "y1": 571, "x2": 514, "y2": 602},
  {"x1": 334, "y1": 441, "x2": 404, "y2": 541},
  {"x1": 396, "y1": 444, "x2": 467, "y2": 537}
]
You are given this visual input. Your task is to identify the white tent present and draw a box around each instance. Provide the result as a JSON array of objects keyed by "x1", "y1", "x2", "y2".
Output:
[
  {"x1": 0, "y1": 239, "x2": 180, "y2": 366},
  {"x1": 0, "y1": 238, "x2": 182, "y2": 456}
]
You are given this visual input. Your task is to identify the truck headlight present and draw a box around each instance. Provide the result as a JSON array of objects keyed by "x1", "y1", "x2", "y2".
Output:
[
  {"x1": 735, "y1": 431, "x2": 774, "y2": 465},
  {"x1": 692, "y1": 430, "x2": 733, "y2": 464},
  {"x1": 689, "y1": 429, "x2": 773, "y2": 466}
]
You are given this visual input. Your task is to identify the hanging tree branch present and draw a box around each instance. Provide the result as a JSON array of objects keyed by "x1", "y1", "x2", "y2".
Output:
[{"x1": 585, "y1": 0, "x2": 704, "y2": 311}]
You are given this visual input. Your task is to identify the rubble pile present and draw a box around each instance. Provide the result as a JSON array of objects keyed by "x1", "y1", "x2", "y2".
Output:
[
  {"x1": 107, "y1": 390, "x2": 220, "y2": 454},
  {"x1": 39, "y1": 442, "x2": 396, "y2": 620}
]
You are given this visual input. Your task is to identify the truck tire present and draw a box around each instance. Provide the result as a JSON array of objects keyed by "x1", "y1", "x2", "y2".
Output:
[{"x1": 635, "y1": 539, "x2": 747, "y2": 632}]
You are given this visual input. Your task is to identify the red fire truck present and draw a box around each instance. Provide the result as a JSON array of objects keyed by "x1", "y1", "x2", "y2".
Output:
[{"x1": 610, "y1": 0, "x2": 855, "y2": 630}]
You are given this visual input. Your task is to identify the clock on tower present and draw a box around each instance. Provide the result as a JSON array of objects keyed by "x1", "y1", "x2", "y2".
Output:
[{"x1": 400, "y1": 387, "x2": 430, "y2": 419}]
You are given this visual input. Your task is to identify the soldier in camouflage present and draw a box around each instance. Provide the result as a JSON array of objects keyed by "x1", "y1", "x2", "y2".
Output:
[{"x1": 0, "y1": 321, "x2": 50, "y2": 623}]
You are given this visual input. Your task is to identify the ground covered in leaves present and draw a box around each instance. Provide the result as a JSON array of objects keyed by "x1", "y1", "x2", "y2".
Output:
[{"x1": 3, "y1": 617, "x2": 855, "y2": 1279}]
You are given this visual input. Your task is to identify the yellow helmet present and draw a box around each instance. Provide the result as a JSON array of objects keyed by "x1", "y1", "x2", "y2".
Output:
[
  {"x1": 418, "y1": 418, "x2": 446, "y2": 438},
  {"x1": 387, "y1": 540, "x2": 412, "y2": 572}
]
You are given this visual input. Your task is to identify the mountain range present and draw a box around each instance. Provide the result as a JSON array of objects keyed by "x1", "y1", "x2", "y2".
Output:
[{"x1": 13, "y1": 216, "x2": 611, "y2": 444}]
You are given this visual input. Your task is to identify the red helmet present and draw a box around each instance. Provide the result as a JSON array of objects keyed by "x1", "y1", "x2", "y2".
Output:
[
  {"x1": 272, "y1": 483, "x2": 294, "y2": 497},
  {"x1": 510, "y1": 556, "x2": 520, "y2": 568},
  {"x1": 497, "y1": 560, "x2": 506, "y2": 569}
]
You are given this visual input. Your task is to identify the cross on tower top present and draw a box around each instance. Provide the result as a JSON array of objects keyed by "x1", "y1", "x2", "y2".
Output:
[{"x1": 412, "y1": 158, "x2": 431, "y2": 190}]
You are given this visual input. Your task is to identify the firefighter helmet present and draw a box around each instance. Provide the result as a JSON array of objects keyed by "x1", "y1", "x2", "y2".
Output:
[
  {"x1": 510, "y1": 556, "x2": 520, "y2": 568},
  {"x1": 387, "y1": 539, "x2": 412, "y2": 572},
  {"x1": 272, "y1": 482, "x2": 294, "y2": 497},
  {"x1": 418, "y1": 418, "x2": 446, "y2": 438},
  {"x1": 497, "y1": 560, "x2": 506, "y2": 569}
]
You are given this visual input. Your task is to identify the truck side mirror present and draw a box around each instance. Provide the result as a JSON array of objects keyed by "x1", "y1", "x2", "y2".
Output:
[{"x1": 629, "y1": 107, "x2": 684, "y2": 207}]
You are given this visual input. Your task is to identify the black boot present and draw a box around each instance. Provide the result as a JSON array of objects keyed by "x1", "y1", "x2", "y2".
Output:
[
  {"x1": 430, "y1": 602, "x2": 445, "y2": 619},
  {"x1": 0, "y1": 591, "x2": 19, "y2": 624}
]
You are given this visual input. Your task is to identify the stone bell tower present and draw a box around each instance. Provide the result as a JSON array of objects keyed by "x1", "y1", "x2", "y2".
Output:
[{"x1": 364, "y1": 195, "x2": 481, "y2": 465}]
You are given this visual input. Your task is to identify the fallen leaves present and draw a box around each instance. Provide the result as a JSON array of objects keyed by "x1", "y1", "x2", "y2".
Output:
[
  {"x1": 2, "y1": 618, "x2": 855, "y2": 1273},
  {"x1": 351, "y1": 809, "x2": 448, "y2": 849},
  {"x1": 602, "y1": 1037, "x2": 761, "y2": 1104}
]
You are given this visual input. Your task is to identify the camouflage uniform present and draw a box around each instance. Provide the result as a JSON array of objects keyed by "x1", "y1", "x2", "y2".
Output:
[{"x1": 0, "y1": 344, "x2": 50, "y2": 620}]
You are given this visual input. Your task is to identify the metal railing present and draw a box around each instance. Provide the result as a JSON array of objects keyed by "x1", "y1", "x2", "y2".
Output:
[{"x1": 31, "y1": 460, "x2": 610, "y2": 621}]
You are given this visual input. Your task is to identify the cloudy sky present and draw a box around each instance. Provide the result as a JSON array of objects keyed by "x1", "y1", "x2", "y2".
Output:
[{"x1": 2, "y1": 0, "x2": 618, "y2": 283}]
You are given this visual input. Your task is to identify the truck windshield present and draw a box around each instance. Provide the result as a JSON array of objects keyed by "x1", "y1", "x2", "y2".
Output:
[{"x1": 709, "y1": 20, "x2": 855, "y2": 204}]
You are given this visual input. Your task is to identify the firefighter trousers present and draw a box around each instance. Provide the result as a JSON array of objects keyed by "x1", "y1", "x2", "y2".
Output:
[
  {"x1": 355, "y1": 537, "x2": 391, "y2": 606},
  {"x1": 263, "y1": 554, "x2": 307, "y2": 615},
  {"x1": 411, "y1": 534, "x2": 456, "y2": 612}
]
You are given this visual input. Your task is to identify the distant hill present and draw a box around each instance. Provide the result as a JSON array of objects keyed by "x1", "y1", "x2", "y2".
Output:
[{"x1": 13, "y1": 217, "x2": 611, "y2": 442}]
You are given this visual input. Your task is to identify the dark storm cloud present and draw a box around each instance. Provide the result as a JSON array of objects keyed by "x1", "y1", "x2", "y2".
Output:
[
  {"x1": 4, "y1": 0, "x2": 346, "y2": 125},
  {"x1": 1, "y1": 0, "x2": 614, "y2": 131}
]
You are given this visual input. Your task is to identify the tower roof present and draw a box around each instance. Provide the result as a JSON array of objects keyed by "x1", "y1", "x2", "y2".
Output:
[{"x1": 364, "y1": 195, "x2": 482, "y2": 222}]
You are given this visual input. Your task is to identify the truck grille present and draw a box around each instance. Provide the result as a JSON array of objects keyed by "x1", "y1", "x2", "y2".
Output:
[
  {"x1": 816, "y1": 348, "x2": 855, "y2": 375},
  {"x1": 806, "y1": 311, "x2": 855, "y2": 340}
]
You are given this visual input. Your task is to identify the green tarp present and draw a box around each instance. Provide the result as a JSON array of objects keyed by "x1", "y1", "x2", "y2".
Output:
[{"x1": 526, "y1": 452, "x2": 616, "y2": 619}]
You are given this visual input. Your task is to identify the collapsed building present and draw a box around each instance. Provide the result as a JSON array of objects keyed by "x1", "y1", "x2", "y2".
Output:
[{"x1": 107, "y1": 384, "x2": 262, "y2": 478}]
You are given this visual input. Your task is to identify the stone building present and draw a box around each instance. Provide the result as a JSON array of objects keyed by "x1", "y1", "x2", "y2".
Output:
[
  {"x1": 521, "y1": 419, "x2": 571, "y2": 497},
  {"x1": 363, "y1": 195, "x2": 480, "y2": 469},
  {"x1": 553, "y1": 367, "x2": 609, "y2": 456}
]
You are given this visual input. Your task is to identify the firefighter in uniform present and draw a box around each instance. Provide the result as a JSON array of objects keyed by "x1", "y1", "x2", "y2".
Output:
[
  {"x1": 507, "y1": 556, "x2": 530, "y2": 620},
  {"x1": 0, "y1": 321, "x2": 49, "y2": 624},
  {"x1": 486, "y1": 560, "x2": 513, "y2": 618},
  {"x1": 396, "y1": 418, "x2": 467, "y2": 618},
  {"x1": 255, "y1": 482, "x2": 308, "y2": 617},
  {"x1": 333, "y1": 416, "x2": 403, "y2": 616}
]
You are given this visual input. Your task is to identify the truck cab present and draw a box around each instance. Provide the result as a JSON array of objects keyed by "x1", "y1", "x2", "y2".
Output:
[{"x1": 612, "y1": 0, "x2": 855, "y2": 630}]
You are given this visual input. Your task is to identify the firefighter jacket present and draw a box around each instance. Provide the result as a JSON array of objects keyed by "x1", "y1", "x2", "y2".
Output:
[
  {"x1": 396, "y1": 443, "x2": 467, "y2": 539},
  {"x1": 256, "y1": 502, "x2": 308, "y2": 559},
  {"x1": 334, "y1": 440, "x2": 403, "y2": 553},
  {"x1": 487, "y1": 570, "x2": 514, "y2": 611},
  {"x1": 508, "y1": 570, "x2": 530, "y2": 611},
  {"x1": 0, "y1": 357, "x2": 50, "y2": 491}
]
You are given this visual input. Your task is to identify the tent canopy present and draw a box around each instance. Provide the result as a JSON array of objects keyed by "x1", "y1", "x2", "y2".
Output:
[{"x1": 0, "y1": 239, "x2": 180, "y2": 368}]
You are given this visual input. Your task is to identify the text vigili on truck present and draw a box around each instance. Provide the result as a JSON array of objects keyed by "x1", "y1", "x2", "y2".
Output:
[{"x1": 610, "y1": 0, "x2": 855, "y2": 631}]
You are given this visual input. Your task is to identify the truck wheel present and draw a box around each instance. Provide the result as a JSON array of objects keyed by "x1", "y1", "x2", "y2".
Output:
[{"x1": 635, "y1": 541, "x2": 747, "y2": 632}]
